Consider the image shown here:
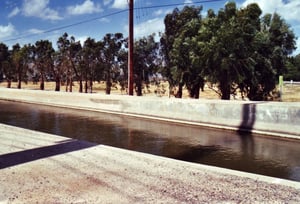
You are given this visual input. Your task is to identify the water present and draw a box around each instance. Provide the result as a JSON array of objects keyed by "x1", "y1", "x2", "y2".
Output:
[{"x1": 0, "y1": 100, "x2": 300, "y2": 181}]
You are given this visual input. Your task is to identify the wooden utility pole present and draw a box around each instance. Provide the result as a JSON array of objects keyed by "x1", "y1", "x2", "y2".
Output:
[{"x1": 128, "y1": 0, "x2": 134, "y2": 95}]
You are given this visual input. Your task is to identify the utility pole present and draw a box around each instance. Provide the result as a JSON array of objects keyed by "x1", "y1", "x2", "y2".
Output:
[{"x1": 128, "y1": 0, "x2": 134, "y2": 95}]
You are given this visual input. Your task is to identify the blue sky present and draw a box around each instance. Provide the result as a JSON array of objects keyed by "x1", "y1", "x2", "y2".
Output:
[{"x1": 0, "y1": 0, "x2": 299, "y2": 55}]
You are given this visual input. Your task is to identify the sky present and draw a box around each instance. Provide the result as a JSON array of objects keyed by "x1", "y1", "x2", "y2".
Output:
[{"x1": 0, "y1": 0, "x2": 299, "y2": 55}]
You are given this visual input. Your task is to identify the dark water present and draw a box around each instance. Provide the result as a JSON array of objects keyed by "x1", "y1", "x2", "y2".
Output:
[{"x1": 0, "y1": 100, "x2": 300, "y2": 181}]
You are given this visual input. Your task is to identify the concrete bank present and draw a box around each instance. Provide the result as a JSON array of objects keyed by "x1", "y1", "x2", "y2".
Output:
[
  {"x1": 0, "y1": 124, "x2": 300, "y2": 203},
  {"x1": 0, "y1": 88, "x2": 299, "y2": 139}
]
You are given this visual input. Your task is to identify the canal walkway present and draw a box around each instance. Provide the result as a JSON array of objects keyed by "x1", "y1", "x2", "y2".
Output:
[{"x1": 0, "y1": 123, "x2": 300, "y2": 203}]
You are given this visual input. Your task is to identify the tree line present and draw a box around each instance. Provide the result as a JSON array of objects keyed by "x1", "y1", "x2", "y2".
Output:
[{"x1": 0, "y1": 2, "x2": 299, "y2": 100}]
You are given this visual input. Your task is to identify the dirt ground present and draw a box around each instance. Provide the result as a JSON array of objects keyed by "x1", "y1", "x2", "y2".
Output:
[{"x1": 1, "y1": 81, "x2": 300, "y2": 102}]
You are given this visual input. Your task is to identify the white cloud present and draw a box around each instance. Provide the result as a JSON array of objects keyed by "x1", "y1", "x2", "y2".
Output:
[
  {"x1": 67, "y1": 0, "x2": 102, "y2": 15},
  {"x1": 153, "y1": 9, "x2": 164, "y2": 16},
  {"x1": 77, "y1": 36, "x2": 89, "y2": 46},
  {"x1": 184, "y1": 0, "x2": 193, "y2": 4},
  {"x1": 22, "y1": 0, "x2": 62, "y2": 20},
  {"x1": 99, "y1": 18, "x2": 111, "y2": 23},
  {"x1": 8, "y1": 7, "x2": 20, "y2": 18},
  {"x1": 112, "y1": 0, "x2": 128, "y2": 9},
  {"x1": 153, "y1": 9, "x2": 172, "y2": 17},
  {"x1": 133, "y1": 18, "x2": 165, "y2": 39},
  {"x1": 28, "y1": 28, "x2": 44, "y2": 34},
  {"x1": 103, "y1": 0, "x2": 113, "y2": 6},
  {"x1": 0, "y1": 23, "x2": 16, "y2": 39}
]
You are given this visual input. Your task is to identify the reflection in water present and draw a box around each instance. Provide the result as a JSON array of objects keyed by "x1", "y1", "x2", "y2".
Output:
[{"x1": 0, "y1": 100, "x2": 300, "y2": 181}]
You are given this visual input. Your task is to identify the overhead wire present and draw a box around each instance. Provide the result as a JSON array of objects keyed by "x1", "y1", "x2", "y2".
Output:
[{"x1": 2, "y1": 0, "x2": 225, "y2": 43}]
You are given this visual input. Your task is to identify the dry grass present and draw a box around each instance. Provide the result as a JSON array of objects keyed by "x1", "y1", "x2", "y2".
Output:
[
  {"x1": 1, "y1": 81, "x2": 299, "y2": 102},
  {"x1": 280, "y1": 84, "x2": 300, "y2": 102}
]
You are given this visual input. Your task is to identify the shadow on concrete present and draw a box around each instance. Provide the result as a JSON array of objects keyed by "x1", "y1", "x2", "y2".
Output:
[
  {"x1": 0, "y1": 139, "x2": 97, "y2": 169},
  {"x1": 238, "y1": 103, "x2": 256, "y2": 135},
  {"x1": 237, "y1": 103, "x2": 256, "y2": 157}
]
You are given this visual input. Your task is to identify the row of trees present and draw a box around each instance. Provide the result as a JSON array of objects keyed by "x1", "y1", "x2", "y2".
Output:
[
  {"x1": 0, "y1": 2, "x2": 298, "y2": 100},
  {"x1": 0, "y1": 31, "x2": 159, "y2": 96}
]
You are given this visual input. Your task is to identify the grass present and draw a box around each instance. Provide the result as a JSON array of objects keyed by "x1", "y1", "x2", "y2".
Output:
[{"x1": 1, "y1": 81, "x2": 299, "y2": 102}]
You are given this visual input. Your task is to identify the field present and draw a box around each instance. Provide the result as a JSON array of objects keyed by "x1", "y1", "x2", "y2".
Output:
[{"x1": 1, "y1": 81, "x2": 299, "y2": 102}]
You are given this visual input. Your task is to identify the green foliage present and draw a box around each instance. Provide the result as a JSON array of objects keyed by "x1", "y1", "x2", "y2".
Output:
[
  {"x1": 160, "y1": 2, "x2": 296, "y2": 100},
  {"x1": 134, "y1": 34, "x2": 159, "y2": 96},
  {"x1": 0, "y1": 43, "x2": 9, "y2": 82},
  {"x1": 285, "y1": 55, "x2": 300, "y2": 81},
  {"x1": 160, "y1": 5, "x2": 203, "y2": 98}
]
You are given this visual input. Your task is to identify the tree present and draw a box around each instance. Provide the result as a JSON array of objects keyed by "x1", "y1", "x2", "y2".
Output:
[
  {"x1": 160, "y1": 6, "x2": 202, "y2": 97},
  {"x1": 134, "y1": 34, "x2": 159, "y2": 96},
  {"x1": 244, "y1": 12, "x2": 296, "y2": 100},
  {"x1": 285, "y1": 55, "x2": 300, "y2": 81},
  {"x1": 191, "y1": 2, "x2": 296, "y2": 100},
  {"x1": 34, "y1": 40, "x2": 55, "y2": 90},
  {"x1": 101, "y1": 33, "x2": 124, "y2": 94},
  {"x1": 0, "y1": 43, "x2": 9, "y2": 82},
  {"x1": 81, "y1": 37, "x2": 99, "y2": 93},
  {"x1": 69, "y1": 37, "x2": 83, "y2": 92},
  {"x1": 57, "y1": 33, "x2": 74, "y2": 92},
  {"x1": 171, "y1": 18, "x2": 203, "y2": 98},
  {"x1": 0, "y1": 42, "x2": 12, "y2": 87}
]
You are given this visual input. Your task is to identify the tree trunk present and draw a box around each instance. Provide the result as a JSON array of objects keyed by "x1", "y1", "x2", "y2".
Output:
[
  {"x1": 7, "y1": 80, "x2": 11, "y2": 88},
  {"x1": 85, "y1": 80, "x2": 88, "y2": 93},
  {"x1": 79, "y1": 79, "x2": 83, "y2": 93},
  {"x1": 220, "y1": 82, "x2": 230, "y2": 100},
  {"x1": 69, "y1": 77, "x2": 73, "y2": 92},
  {"x1": 65, "y1": 78, "x2": 69, "y2": 92},
  {"x1": 194, "y1": 83, "x2": 200, "y2": 99},
  {"x1": 89, "y1": 80, "x2": 93, "y2": 93},
  {"x1": 106, "y1": 79, "x2": 112, "y2": 95},
  {"x1": 55, "y1": 76, "x2": 60, "y2": 91},
  {"x1": 135, "y1": 76, "x2": 142, "y2": 96},
  {"x1": 40, "y1": 74, "x2": 45, "y2": 90},
  {"x1": 17, "y1": 79, "x2": 21, "y2": 89},
  {"x1": 175, "y1": 83, "x2": 183, "y2": 98}
]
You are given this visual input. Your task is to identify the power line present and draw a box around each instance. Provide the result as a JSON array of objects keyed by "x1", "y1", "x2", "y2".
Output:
[
  {"x1": 3, "y1": 9, "x2": 128, "y2": 42},
  {"x1": 2, "y1": 0, "x2": 225, "y2": 43},
  {"x1": 136, "y1": 0, "x2": 224, "y2": 10}
]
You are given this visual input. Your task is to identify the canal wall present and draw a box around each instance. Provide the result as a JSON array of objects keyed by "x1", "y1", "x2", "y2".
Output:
[{"x1": 0, "y1": 88, "x2": 299, "y2": 139}]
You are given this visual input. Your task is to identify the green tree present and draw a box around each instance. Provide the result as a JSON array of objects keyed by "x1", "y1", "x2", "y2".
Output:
[
  {"x1": 191, "y1": 2, "x2": 296, "y2": 100},
  {"x1": 81, "y1": 37, "x2": 99, "y2": 93},
  {"x1": 0, "y1": 43, "x2": 9, "y2": 83},
  {"x1": 101, "y1": 33, "x2": 124, "y2": 94},
  {"x1": 134, "y1": 34, "x2": 159, "y2": 96},
  {"x1": 0, "y1": 42, "x2": 13, "y2": 87},
  {"x1": 285, "y1": 55, "x2": 300, "y2": 81},
  {"x1": 160, "y1": 6, "x2": 202, "y2": 97},
  {"x1": 244, "y1": 12, "x2": 296, "y2": 100},
  {"x1": 57, "y1": 33, "x2": 74, "y2": 92},
  {"x1": 34, "y1": 40, "x2": 55, "y2": 90}
]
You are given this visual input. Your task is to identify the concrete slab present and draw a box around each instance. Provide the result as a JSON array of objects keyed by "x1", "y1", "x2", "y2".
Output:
[{"x1": 0, "y1": 124, "x2": 300, "y2": 203}]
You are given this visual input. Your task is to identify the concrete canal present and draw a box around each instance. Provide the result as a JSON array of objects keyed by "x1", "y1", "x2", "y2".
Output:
[{"x1": 0, "y1": 100, "x2": 300, "y2": 182}]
